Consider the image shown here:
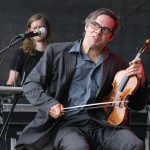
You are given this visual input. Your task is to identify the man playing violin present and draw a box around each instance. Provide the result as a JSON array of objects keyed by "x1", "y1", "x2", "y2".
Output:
[{"x1": 15, "y1": 8, "x2": 149, "y2": 150}]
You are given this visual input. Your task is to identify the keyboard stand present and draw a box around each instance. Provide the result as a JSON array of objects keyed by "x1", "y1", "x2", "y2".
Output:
[{"x1": 0, "y1": 93, "x2": 22, "y2": 140}]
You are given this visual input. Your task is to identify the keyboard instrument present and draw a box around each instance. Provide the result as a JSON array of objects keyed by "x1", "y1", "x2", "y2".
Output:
[{"x1": 0, "y1": 86, "x2": 23, "y2": 94}]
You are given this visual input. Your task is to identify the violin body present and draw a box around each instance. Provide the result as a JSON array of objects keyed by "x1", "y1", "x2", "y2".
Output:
[{"x1": 102, "y1": 70, "x2": 140, "y2": 125}]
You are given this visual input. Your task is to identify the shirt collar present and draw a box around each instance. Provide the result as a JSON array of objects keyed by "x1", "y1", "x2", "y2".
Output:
[
  {"x1": 69, "y1": 39, "x2": 110, "y2": 61},
  {"x1": 69, "y1": 39, "x2": 82, "y2": 53}
]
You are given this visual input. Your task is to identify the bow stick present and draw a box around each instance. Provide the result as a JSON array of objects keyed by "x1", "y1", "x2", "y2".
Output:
[{"x1": 63, "y1": 100, "x2": 129, "y2": 112}]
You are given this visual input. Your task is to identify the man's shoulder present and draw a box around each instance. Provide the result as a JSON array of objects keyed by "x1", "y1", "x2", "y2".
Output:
[
  {"x1": 107, "y1": 48, "x2": 125, "y2": 62},
  {"x1": 45, "y1": 40, "x2": 79, "y2": 56},
  {"x1": 48, "y1": 41, "x2": 77, "y2": 50}
]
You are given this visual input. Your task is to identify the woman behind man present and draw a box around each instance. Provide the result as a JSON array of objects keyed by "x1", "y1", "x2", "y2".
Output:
[{"x1": 7, "y1": 13, "x2": 53, "y2": 86}]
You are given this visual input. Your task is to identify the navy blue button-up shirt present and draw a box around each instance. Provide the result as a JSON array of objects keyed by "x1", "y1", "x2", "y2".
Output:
[{"x1": 66, "y1": 40, "x2": 109, "y2": 118}]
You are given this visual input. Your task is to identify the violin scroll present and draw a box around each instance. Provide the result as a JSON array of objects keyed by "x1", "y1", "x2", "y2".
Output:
[
  {"x1": 139, "y1": 39, "x2": 150, "y2": 54},
  {"x1": 146, "y1": 39, "x2": 150, "y2": 44}
]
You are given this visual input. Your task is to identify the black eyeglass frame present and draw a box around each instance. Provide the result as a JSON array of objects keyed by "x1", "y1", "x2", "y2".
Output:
[{"x1": 90, "y1": 21, "x2": 113, "y2": 34}]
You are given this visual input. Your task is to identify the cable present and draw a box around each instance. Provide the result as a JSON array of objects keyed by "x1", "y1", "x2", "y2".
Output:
[
  {"x1": 0, "y1": 36, "x2": 23, "y2": 63},
  {"x1": 96, "y1": 126, "x2": 117, "y2": 150}
]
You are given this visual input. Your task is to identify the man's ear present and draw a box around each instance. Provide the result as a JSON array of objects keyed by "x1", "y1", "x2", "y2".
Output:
[
  {"x1": 85, "y1": 23, "x2": 88, "y2": 30},
  {"x1": 109, "y1": 33, "x2": 115, "y2": 41}
]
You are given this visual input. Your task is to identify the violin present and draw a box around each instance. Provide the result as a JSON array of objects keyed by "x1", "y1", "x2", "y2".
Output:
[{"x1": 102, "y1": 39, "x2": 150, "y2": 125}]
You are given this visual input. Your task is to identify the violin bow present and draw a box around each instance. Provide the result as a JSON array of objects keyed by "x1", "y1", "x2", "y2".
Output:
[{"x1": 63, "y1": 100, "x2": 129, "y2": 112}]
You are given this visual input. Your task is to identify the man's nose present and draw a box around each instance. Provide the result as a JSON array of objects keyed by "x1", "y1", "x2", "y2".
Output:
[{"x1": 96, "y1": 27, "x2": 102, "y2": 34}]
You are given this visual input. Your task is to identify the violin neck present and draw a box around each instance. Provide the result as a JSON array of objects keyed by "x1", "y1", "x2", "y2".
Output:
[
  {"x1": 118, "y1": 75, "x2": 129, "y2": 92},
  {"x1": 135, "y1": 52, "x2": 142, "y2": 59},
  {"x1": 117, "y1": 50, "x2": 142, "y2": 92}
]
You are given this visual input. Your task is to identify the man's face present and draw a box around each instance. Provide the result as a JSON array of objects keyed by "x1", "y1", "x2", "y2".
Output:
[{"x1": 84, "y1": 14, "x2": 115, "y2": 49}]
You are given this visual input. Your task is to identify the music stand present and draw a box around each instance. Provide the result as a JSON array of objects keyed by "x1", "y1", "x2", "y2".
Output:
[{"x1": 0, "y1": 86, "x2": 23, "y2": 140}]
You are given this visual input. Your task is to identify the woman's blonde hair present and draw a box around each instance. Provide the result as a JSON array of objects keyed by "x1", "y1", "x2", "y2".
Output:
[{"x1": 22, "y1": 13, "x2": 53, "y2": 55}]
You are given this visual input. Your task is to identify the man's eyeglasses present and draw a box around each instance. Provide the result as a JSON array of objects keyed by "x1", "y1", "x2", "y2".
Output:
[{"x1": 90, "y1": 22, "x2": 112, "y2": 34}]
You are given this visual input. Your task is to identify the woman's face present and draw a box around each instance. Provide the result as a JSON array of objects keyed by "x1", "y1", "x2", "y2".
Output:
[{"x1": 28, "y1": 18, "x2": 48, "y2": 42}]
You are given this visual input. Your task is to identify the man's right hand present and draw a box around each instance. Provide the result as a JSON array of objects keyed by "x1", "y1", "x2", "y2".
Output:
[{"x1": 49, "y1": 104, "x2": 64, "y2": 119}]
